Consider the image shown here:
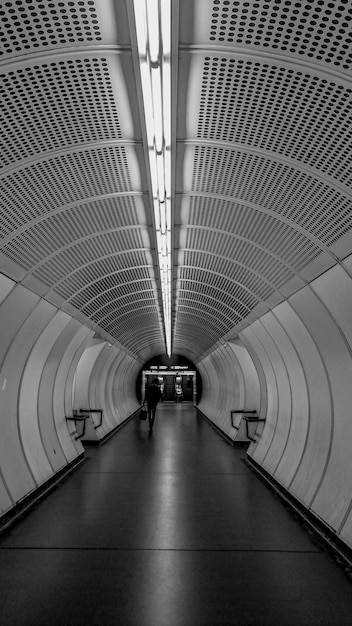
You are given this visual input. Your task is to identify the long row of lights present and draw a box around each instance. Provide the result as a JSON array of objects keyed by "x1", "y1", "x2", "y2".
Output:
[{"x1": 133, "y1": 0, "x2": 172, "y2": 356}]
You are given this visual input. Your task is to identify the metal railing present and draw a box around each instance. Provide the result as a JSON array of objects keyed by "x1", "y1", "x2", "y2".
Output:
[
  {"x1": 66, "y1": 409, "x2": 104, "y2": 439},
  {"x1": 230, "y1": 410, "x2": 265, "y2": 442},
  {"x1": 77, "y1": 409, "x2": 104, "y2": 429}
]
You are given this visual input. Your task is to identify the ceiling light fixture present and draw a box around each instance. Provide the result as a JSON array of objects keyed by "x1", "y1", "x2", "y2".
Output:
[{"x1": 133, "y1": 0, "x2": 172, "y2": 357}]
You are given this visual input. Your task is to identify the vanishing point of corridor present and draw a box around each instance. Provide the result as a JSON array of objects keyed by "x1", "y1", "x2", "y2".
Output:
[{"x1": 1, "y1": 404, "x2": 352, "y2": 625}]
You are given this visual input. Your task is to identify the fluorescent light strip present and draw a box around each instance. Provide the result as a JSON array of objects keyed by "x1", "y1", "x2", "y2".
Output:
[
  {"x1": 146, "y1": 0, "x2": 159, "y2": 64},
  {"x1": 133, "y1": 0, "x2": 172, "y2": 356}
]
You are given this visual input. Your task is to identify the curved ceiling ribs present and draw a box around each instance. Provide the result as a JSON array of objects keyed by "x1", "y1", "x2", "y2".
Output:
[
  {"x1": 174, "y1": 0, "x2": 352, "y2": 360},
  {"x1": 1, "y1": 0, "x2": 352, "y2": 363},
  {"x1": 0, "y1": 0, "x2": 165, "y2": 361}
]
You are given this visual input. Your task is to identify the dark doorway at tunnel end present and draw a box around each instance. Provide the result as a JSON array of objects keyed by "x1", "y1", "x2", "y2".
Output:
[{"x1": 136, "y1": 354, "x2": 202, "y2": 405}]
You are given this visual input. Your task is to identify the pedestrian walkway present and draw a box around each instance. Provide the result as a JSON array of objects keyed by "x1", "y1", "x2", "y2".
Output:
[{"x1": 1, "y1": 403, "x2": 352, "y2": 625}]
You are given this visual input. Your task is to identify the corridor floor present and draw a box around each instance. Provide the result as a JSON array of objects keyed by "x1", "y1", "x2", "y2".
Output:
[{"x1": 1, "y1": 403, "x2": 352, "y2": 625}]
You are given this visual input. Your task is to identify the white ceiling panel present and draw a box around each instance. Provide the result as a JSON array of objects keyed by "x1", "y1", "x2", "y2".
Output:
[{"x1": 0, "y1": 0, "x2": 351, "y2": 362}]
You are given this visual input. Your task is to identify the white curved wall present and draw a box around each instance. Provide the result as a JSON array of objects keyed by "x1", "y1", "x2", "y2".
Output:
[
  {"x1": 198, "y1": 253, "x2": 352, "y2": 550},
  {"x1": 0, "y1": 282, "x2": 46, "y2": 509},
  {"x1": 73, "y1": 341, "x2": 140, "y2": 441},
  {"x1": 73, "y1": 341, "x2": 108, "y2": 440},
  {"x1": 0, "y1": 273, "x2": 141, "y2": 520},
  {"x1": 36, "y1": 311, "x2": 77, "y2": 472},
  {"x1": 4, "y1": 251, "x2": 352, "y2": 555},
  {"x1": 197, "y1": 339, "x2": 261, "y2": 441}
]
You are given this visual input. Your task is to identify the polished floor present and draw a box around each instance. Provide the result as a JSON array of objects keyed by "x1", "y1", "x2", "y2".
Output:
[{"x1": 1, "y1": 403, "x2": 352, "y2": 625}]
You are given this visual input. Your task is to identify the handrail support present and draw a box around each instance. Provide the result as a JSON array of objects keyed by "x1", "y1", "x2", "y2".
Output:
[
  {"x1": 78, "y1": 408, "x2": 104, "y2": 429},
  {"x1": 243, "y1": 415, "x2": 266, "y2": 442}
]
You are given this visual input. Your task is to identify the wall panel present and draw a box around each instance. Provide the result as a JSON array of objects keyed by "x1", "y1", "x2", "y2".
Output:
[
  {"x1": 37, "y1": 311, "x2": 75, "y2": 472},
  {"x1": 51, "y1": 321, "x2": 90, "y2": 461},
  {"x1": 228, "y1": 339, "x2": 260, "y2": 413},
  {"x1": 229, "y1": 345, "x2": 245, "y2": 411},
  {"x1": 74, "y1": 341, "x2": 107, "y2": 440},
  {"x1": 251, "y1": 316, "x2": 292, "y2": 480},
  {"x1": 18, "y1": 300, "x2": 58, "y2": 486},
  {"x1": 226, "y1": 340, "x2": 261, "y2": 441},
  {"x1": 0, "y1": 478, "x2": 13, "y2": 517},
  {"x1": 197, "y1": 356, "x2": 220, "y2": 420},
  {"x1": 0, "y1": 285, "x2": 41, "y2": 502},
  {"x1": 103, "y1": 348, "x2": 127, "y2": 427},
  {"x1": 239, "y1": 324, "x2": 277, "y2": 464},
  {"x1": 290, "y1": 286, "x2": 352, "y2": 530},
  {"x1": 41, "y1": 319, "x2": 87, "y2": 462},
  {"x1": 0, "y1": 272, "x2": 141, "y2": 521},
  {"x1": 197, "y1": 341, "x2": 260, "y2": 441},
  {"x1": 0, "y1": 274, "x2": 15, "y2": 305},
  {"x1": 219, "y1": 346, "x2": 240, "y2": 437},
  {"x1": 108, "y1": 352, "x2": 140, "y2": 421},
  {"x1": 311, "y1": 266, "x2": 352, "y2": 543},
  {"x1": 261, "y1": 310, "x2": 308, "y2": 487},
  {"x1": 100, "y1": 347, "x2": 126, "y2": 430},
  {"x1": 274, "y1": 298, "x2": 330, "y2": 506},
  {"x1": 272, "y1": 303, "x2": 310, "y2": 492},
  {"x1": 197, "y1": 347, "x2": 234, "y2": 438},
  {"x1": 74, "y1": 343, "x2": 141, "y2": 442}
]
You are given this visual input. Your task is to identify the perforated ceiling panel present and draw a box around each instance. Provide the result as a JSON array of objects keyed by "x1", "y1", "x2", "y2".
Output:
[
  {"x1": 0, "y1": 0, "x2": 102, "y2": 55},
  {"x1": 0, "y1": 0, "x2": 164, "y2": 361},
  {"x1": 174, "y1": 0, "x2": 352, "y2": 360},
  {"x1": 1, "y1": 0, "x2": 352, "y2": 363}
]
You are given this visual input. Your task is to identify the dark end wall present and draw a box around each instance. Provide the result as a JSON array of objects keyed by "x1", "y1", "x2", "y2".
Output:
[{"x1": 135, "y1": 353, "x2": 202, "y2": 404}]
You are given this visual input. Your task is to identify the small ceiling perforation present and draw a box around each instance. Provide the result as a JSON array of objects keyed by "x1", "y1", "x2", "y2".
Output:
[
  {"x1": 209, "y1": 0, "x2": 352, "y2": 70},
  {"x1": 0, "y1": 0, "x2": 101, "y2": 57},
  {"x1": 0, "y1": 58, "x2": 122, "y2": 168}
]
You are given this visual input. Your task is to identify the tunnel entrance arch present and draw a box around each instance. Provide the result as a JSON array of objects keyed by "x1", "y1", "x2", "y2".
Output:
[
  {"x1": 136, "y1": 354, "x2": 202, "y2": 405},
  {"x1": 144, "y1": 369, "x2": 196, "y2": 403}
]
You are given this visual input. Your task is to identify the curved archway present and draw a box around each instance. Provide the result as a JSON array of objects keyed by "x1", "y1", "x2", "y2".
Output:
[{"x1": 136, "y1": 354, "x2": 203, "y2": 405}]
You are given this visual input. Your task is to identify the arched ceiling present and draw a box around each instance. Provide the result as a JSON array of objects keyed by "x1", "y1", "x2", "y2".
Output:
[{"x1": 1, "y1": 0, "x2": 351, "y2": 363}]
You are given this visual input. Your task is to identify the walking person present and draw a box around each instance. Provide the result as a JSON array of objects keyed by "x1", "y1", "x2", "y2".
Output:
[{"x1": 144, "y1": 378, "x2": 161, "y2": 432}]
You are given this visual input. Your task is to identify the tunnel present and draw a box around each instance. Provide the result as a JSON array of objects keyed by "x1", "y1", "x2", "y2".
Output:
[{"x1": 1, "y1": 0, "x2": 352, "y2": 623}]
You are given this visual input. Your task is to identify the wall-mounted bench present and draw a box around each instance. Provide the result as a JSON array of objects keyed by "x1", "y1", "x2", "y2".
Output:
[
  {"x1": 242, "y1": 415, "x2": 266, "y2": 442},
  {"x1": 231, "y1": 409, "x2": 257, "y2": 429},
  {"x1": 65, "y1": 411, "x2": 90, "y2": 440},
  {"x1": 66, "y1": 409, "x2": 104, "y2": 440},
  {"x1": 230, "y1": 410, "x2": 265, "y2": 443},
  {"x1": 77, "y1": 409, "x2": 104, "y2": 429}
]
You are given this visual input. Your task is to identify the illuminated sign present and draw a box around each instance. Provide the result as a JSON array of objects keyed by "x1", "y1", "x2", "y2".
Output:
[{"x1": 148, "y1": 365, "x2": 189, "y2": 371}]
